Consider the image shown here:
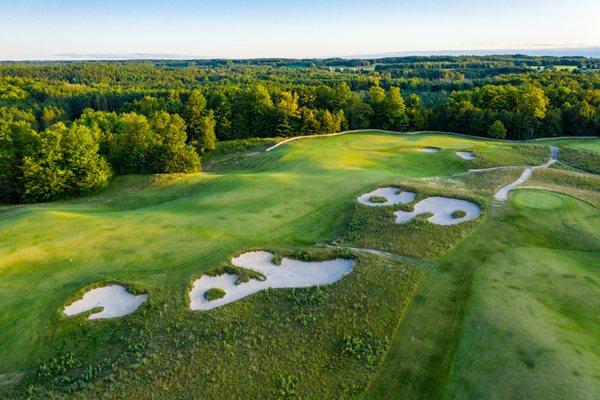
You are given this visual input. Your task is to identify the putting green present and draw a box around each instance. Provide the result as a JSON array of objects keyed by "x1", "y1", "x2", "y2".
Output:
[
  {"x1": 444, "y1": 191, "x2": 600, "y2": 400},
  {"x1": 512, "y1": 190, "x2": 564, "y2": 209}
]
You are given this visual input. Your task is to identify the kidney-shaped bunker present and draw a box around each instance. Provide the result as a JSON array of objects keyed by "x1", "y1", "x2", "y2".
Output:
[{"x1": 394, "y1": 197, "x2": 480, "y2": 225}]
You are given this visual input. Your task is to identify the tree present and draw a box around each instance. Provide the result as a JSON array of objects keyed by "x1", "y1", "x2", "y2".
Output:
[
  {"x1": 7, "y1": 123, "x2": 112, "y2": 203},
  {"x1": 488, "y1": 120, "x2": 507, "y2": 139},
  {"x1": 40, "y1": 105, "x2": 66, "y2": 128},
  {"x1": 344, "y1": 95, "x2": 373, "y2": 130},
  {"x1": 185, "y1": 89, "x2": 216, "y2": 151},
  {"x1": 406, "y1": 94, "x2": 427, "y2": 130},
  {"x1": 383, "y1": 87, "x2": 408, "y2": 131},
  {"x1": 366, "y1": 86, "x2": 387, "y2": 128}
]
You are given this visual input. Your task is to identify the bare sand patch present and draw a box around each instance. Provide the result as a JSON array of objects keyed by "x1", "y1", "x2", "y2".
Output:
[
  {"x1": 456, "y1": 151, "x2": 475, "y2": 160},
  {"x1": 357, "y1": 187, "x2": 416, "y2": 206},
  {"x1": 394, "y1": 197, "x2": 480, "y2": 225},
  {"x1": 419, "y1": 147, "x2": 440, "y2": 153},
  {"x1": 63, "y1": 285, "x2": 147, "y2": 320},
  {"x1": 189, "y1": 251, "x2": 354, "y2": 310}
]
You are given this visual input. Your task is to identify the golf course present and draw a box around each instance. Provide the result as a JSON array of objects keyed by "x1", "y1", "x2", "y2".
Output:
[{"x1": 1, "y1": 131, "x2": 599, "y2": 399}]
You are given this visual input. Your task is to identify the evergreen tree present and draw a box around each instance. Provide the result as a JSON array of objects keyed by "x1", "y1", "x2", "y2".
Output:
[{"x1": 488, "y1": 120, "x2": 507, "y2": 139}]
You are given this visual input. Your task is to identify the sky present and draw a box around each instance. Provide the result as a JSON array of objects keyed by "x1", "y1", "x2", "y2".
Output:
[{"x1": 1, "y1": 0, "x2": 599, "y2": 60}]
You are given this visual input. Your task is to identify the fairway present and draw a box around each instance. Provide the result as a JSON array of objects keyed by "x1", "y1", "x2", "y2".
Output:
[
  {"x1": 445, "y1": 190, "x2": 600, "y2": 400},
  {"x1": 0, "y1": 132, "x2": 522, "y2": 373},
  {"x1": 536, "y1": 137, "x2": 600, "y2": 154},
  {"x1": 0, "y1": 132, "x2": 598, "y2": 399}
]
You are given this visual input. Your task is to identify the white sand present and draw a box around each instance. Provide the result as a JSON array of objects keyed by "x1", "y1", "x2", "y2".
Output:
[
  {"x1": 189, "y1": 251, "x2": 355, "y2": 311},
  {"x1": 456, "y1": 151, "x2": 475, "y2": 160},
  {"x1": 63, "y1": 285, "x2": 147, "y2": 320},
  {"x1": 357, "y1": 187, "x2": 416, "y2": 206},
  {"x1": 420, "y1": 147, "x2": 440, "y2": 153},
  {"x1": 494, "y1": 146, "x2": 559, "y2": 201},
  {"x1": 394, "y1": 197, "x2": 481, "y2": 225}
]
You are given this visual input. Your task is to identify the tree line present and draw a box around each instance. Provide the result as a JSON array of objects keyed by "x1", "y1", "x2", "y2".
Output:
[{"x1": 1, "y1": 57, "x2": 599, "y2": 203}]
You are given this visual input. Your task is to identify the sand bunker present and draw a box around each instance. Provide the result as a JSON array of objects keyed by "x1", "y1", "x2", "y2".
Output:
[
  {"x1": 420, "y1": 147, "x2": 440, "y2": 153},
  {"x1": 394, "y1": 197, "x2": 481, "y2": 225},
  {"x1": 189, "y1": 251, "x2": 354, "y2": 310},
  {"x1": 357, "y1": 187, "x2": 416, "y2": 206},
  {"x1": 456, "y1": 151, "x2": 475, "y2": 160},
  {"x1": 63, "y1": 285, "x2": 147, "y2": 320}
]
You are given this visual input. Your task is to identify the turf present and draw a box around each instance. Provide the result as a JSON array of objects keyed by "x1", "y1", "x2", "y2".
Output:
[
  {"x1": 364, "y1": 189, "x2": 600, "y2": 400},
  {"x1": 0, "y1": 131, "x2": 540, "y2": 375},
  {"x1": 444, "y1": 191, "x2": 600, "y2": 400},
  {"x1": 535, "y1": 138, "x2": 600, "y2": 154},
  {"x1": 0, "y1": 131, "x2": 596, "y2": 399}
]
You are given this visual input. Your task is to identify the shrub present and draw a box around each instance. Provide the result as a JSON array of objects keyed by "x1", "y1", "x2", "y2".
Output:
[
  {"x1": 451, "y1": 210, "x2": 467, "y2": 218},
  {"x1": 340, "y1": 332, "x2": 389, "y2": 369}
]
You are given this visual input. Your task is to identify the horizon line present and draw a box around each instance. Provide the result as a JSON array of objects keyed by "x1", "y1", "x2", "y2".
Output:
[{"x1": 2, "y1": 45, "x2": 600, "y2": 62}]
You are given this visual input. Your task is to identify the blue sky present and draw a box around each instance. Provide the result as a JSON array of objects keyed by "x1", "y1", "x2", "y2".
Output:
[{"x1": 1, "y1": 0, "x2": 599, "y2": 59}]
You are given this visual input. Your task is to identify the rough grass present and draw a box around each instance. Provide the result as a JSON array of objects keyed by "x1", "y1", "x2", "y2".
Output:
[
  {"x1": 3, "y1": 250, "x2": 421, "y2": 399},
  {"x1": 451, "y1": 210, "x2": 467, "y2": 218},
  {"x1": 556, "y1": 147, "x2": 600, "y2": 174},
  {"x1": 202, "y1": 137, "x2": 280, "y2": 171},
  {"x1": 0, "y1": 132, "x2": 587, "y2": 399},
  {"x1": 343, "y1": 169, "x2": 525, "y2": 258},
  {"x1": 368, "y1": 196, "x2": 387, "y2": 203},
  {"x1": 365, "y1": 190, "x2": 600, "y2": 400}
]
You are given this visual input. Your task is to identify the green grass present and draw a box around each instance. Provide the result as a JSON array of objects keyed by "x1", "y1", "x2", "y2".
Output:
[
  {"x1": 365, "y1": 189, "x2": 600, "y2": 400},
  {"x1": 203, "y1": 287, "x2": 226, "y2": 301},
  {"x1": 444, "y1": 191, "x2": 600, "y2": 400},
  {"x1": 369, "y1": 196, "x2": 387, "y2": 203},
  {"x1": 526, "y1": 168, "x2": 600, "y2": 208},
  {"x1": 535, "y1": 138, "x2": 600, "y2": 154},
  {"x1": 5, "y1": 249, "x2": 421, "y2": 399},
  {"x1": 512, "y1": 190, "x2": 564, "y2": 209},
  {"x1": 343, "y1": 168, "x2": 524, "y2": 258},
  {"x1": 0, "y1": 131, "x2": 596, "y2": 399}
]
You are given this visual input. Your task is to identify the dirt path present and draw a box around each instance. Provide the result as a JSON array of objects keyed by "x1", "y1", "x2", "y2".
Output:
[{"x1": 492, "y1": 146, "x2": 558, "y2": 201}]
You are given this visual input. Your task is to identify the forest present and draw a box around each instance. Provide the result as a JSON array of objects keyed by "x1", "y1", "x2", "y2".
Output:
[{"x1": 1, "y1": 55, "x2": 599, "y2": 203}]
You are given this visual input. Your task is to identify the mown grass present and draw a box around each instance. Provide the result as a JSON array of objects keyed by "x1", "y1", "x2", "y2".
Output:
[
  {"x1": 0, "y1": 131, "x2": 589, "y2": 399},
  {"x1": 535, "y1": 137, "x2": 600, "y2": 154},
  {"x1": 0, "y1": 131, "x2": 540, "y2": 377},
  {"x1": 525, "y1": 168, "x2": 600, "y2": 207},
  {"x1": 444, "y1": 190, "x2": 600, "y2": 400},
  {"x1": 3, "y1": 249, "x2": 421, "y2": 399},
  {"x1": 365, "y1": 189, "x2": 600, "y2": 400}
]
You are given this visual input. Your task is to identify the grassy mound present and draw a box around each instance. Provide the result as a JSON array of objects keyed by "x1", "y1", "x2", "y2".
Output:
[
  {"x1": 369, "y1": 196, "x2": 388, "y2": 203},
  {"x1": 203, "y1": 288, "x2": 226, "y2": 301}
]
